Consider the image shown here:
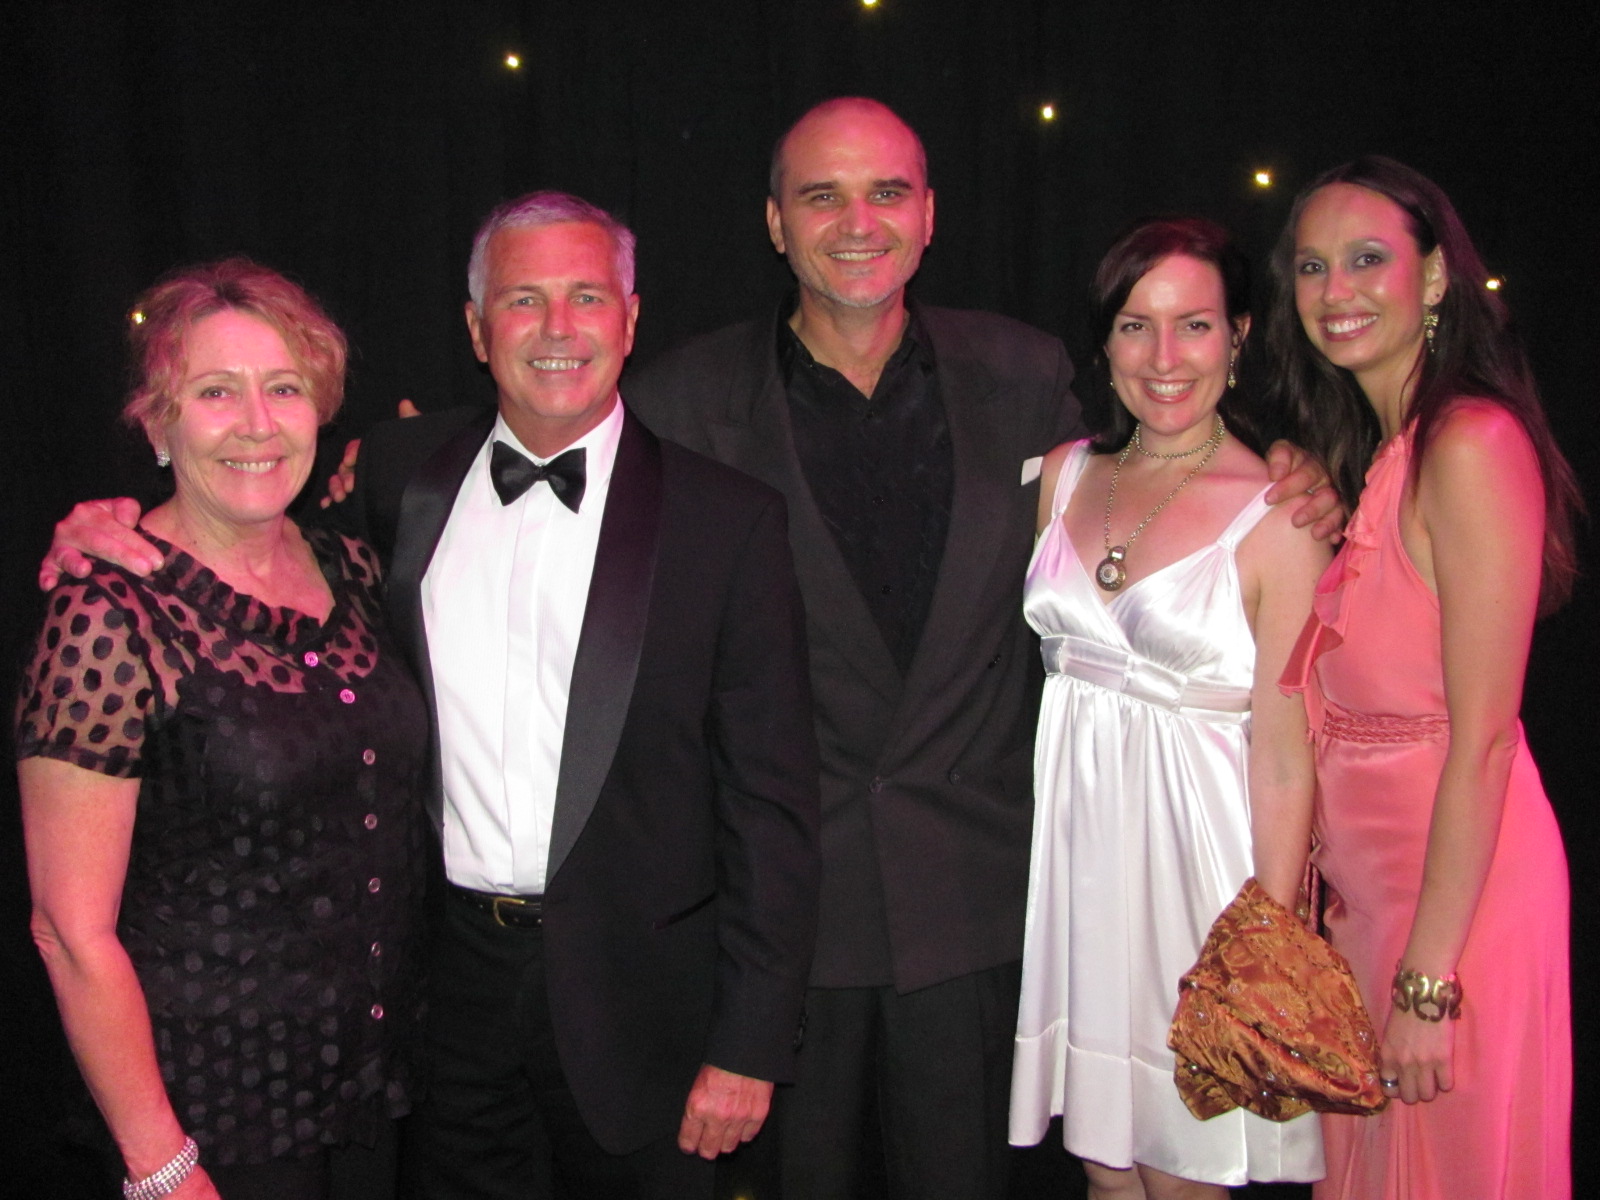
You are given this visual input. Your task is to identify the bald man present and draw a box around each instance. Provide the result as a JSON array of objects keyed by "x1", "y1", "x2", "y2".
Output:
[{"x1": 626, "y1": 97, "x2": 1077, "y2": 1199}]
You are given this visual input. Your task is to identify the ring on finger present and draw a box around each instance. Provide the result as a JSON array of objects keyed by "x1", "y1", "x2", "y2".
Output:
[{"x1": 1380, "y1": 1075, "x2": 1400, "y2": 1088}]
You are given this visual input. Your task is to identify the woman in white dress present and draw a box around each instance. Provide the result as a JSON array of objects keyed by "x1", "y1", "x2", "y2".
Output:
[{"x1": 1009, "y1": 218, "x2": 1330, "y2": 1198}]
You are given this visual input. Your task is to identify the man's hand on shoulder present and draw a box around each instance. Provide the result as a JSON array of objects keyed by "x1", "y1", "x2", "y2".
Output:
[
  {"x1": 1264, "y1": 439, "x2": 1347, "y2": 543},
  {"x1": 40, "y1": 498, "x2": 157, "y2": 590},
  {"x1": 676, "y1": 1065, "x2": 774, "y2": 1159},
  {"x1": 319, "y1": 398, "x2": 420, "y2": 509}
]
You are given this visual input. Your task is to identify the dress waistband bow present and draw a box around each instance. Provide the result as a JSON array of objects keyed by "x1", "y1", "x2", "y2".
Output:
[{"x1": 1041, "y1": 634, "x2": 1250, "y2": 722}]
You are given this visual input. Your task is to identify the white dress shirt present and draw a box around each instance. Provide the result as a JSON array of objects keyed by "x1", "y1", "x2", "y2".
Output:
[{"x1": 421, "y1": 402, "x2": 622, "y2": 894}]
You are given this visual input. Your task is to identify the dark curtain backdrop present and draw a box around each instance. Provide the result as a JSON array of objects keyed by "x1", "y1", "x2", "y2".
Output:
[{"x1": 3, "y1": 2, "x2": 1593, "y2": 1195}]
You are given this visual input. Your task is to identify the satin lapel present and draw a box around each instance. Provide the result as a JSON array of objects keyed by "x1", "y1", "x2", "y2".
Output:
[
  {"x1": 546, "y1": 411, "x2": 663, "y2": 883},
  {"x1": 388, "y1": 409, "x2": 494, "y2": 828},
  {"x1": 705, "y1": 322, "x2": 901, "y2": 706},
  {"x1": 901, "y1": 315, "x2": 1017, "y2": 693}
]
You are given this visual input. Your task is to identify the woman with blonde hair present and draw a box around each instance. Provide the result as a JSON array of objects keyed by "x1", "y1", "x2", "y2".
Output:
[{"x1": 18, "y1": 259, "x2": 429, "y2": 1200}]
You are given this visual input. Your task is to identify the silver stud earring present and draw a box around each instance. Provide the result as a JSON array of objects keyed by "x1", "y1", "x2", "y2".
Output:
[{"x1": 155, "y1": 448, "x2": 171, "y2": 468}]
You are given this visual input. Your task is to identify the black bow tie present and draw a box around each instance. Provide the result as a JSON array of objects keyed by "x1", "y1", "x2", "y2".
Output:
[{"x1": 489, "y1": 441, "x2": 587, "y2": 512}]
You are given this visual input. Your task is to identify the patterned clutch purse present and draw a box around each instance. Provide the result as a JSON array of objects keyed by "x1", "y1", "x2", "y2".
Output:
[{"x1": 1167, "y1": 877, "x2": 1387, "y2": 1122}]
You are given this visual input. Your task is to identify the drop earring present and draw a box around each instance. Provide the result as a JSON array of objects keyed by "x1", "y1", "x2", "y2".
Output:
[
  {"x1": 156, "y1": 448, "x2": 171, "y2": 468},
  {"x1": 1423, "y1": 305, "x2": 1439, "y2": 353}
]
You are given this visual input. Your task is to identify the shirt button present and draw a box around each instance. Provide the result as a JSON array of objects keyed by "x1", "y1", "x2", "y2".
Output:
[
  {"x1": 303, "y1": 651, "x2": 319, "y2": 667},
  {"x1": 869, "y1": 776, "x2": 885, "y2": 794},
  {"x1": 370, "y1": 1004, "x2": 384, "y2": 1020},
  {"x1": 367, "y1": 877, "x2": 381, "y2": 894},
  {"x1": 948, "y1": 768, "x2": 963, "y2": 784},
  {"x1": 364, "y1": 813, "x2": 378, "y2": 830},
  {"x1": 362, "y1": 748, "x2": 377, "y2": 765},
  {"x1": 340, "y1": 688, "x2": 356, "y2": 704},
  {"x1": 370, "y1": 941, "x2": 383, "y2": 958}
]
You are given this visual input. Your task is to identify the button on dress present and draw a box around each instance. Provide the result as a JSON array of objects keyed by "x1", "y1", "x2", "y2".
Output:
[{"x1": 17, "y1": 527, "x2": 431, "y2": 1166}]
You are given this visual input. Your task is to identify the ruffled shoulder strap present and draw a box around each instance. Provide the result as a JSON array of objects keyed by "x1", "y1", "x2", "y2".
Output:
[{"x1": 1278, "y1": 431, "x2": 1412, "y2": 727}]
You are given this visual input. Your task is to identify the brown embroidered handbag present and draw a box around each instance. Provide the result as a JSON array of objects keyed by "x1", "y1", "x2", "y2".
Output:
[{"x1": 1167, "y1": 876, "x2": 1387, "y2": 1122}]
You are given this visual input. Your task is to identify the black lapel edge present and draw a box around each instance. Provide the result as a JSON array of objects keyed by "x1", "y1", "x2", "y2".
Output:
[
  {"x1": 546, "y1": 410, "x2": 663, "y2": 881},
  {"x1": 896, "y1": 312, "x2": 1017, "y2": 701},
  {"x1": 710, "y1": 319, "x2": 904, "y2": 705}
]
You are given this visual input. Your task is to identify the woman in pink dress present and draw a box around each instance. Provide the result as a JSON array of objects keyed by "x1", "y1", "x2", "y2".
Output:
[{"x1": 1272, "y1": 157, "x2": 1579, "y2": 1199}]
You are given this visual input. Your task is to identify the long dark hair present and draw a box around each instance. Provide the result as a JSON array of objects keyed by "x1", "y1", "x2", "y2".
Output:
[
  {"x1": 1267, "y1": 156, "x2": 1581, "y2": 614},
  {"x1": 1087, "y1": 216, "x2": 1264, "y2": 455}
]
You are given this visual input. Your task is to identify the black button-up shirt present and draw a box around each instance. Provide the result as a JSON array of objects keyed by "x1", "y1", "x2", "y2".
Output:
[{"x1": 780, "y1": 306, "x2": 954, "y2": 675}]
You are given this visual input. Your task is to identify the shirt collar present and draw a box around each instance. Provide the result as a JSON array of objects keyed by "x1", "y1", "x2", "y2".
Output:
[
  {"x1": 489, "y1": 397, "x2": 624, "y2": 491},
  {"x1": 775, "y1": 295, "x2": 934, "y2": 387}
]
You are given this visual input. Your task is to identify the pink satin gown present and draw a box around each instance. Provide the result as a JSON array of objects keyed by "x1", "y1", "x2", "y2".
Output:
[{"x1": 1281, "y1": 428, "x2": 1571, "y2": 1199}]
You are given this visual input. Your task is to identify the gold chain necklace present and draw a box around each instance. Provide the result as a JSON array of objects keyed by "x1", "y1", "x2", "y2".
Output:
[
  {"x1": 1131, "y1": 421, "x2": 1216, "y2": 460},
  {"x1": 1096, "y1": 416, "x2": 1226, "y2": 592}
]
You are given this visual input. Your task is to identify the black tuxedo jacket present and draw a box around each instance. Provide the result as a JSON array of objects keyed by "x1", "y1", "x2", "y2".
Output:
[
  {"x1": 625, "y1": 306, "x2": 1082, "y2": 993},
  {"x1": 349, "y1": 404, "x2": 820, "y2": 1153}
]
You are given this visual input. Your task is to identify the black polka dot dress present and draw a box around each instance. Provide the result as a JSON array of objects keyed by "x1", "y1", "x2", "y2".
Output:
[{"x1": 16, "y1": 527, "x2": 430, "y2": 1166}]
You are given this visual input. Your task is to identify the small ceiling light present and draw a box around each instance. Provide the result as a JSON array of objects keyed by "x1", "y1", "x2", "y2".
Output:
[
  {"x1": 504, "y1": 53, "x2": 521, "y2": 69},
  {"x1": 1040, "y1": 103, "x2": 1056, "y2": 122},
  {"x1": 1485, "y1": 276, "x2": 1504, "y2": 291},
  {"x1": 862, "y1": 0, "x2": 879, "y2": 7},
  {"x1": 1253, "y1": 170, "x2": 1273, "y2": 188}
]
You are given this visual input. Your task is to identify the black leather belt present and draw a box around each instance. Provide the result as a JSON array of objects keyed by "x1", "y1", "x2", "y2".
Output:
[{"x1": 449, "y1": 883, "x2": 544, "y2": 929}]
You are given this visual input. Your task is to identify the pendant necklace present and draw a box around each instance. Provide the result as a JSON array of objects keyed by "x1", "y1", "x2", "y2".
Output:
[{"x1": 1096, "y1": 415, "x2": 1226, "y2": 592}]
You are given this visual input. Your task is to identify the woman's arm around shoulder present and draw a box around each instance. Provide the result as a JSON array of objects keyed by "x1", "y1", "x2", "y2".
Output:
[{"x1": 1239, "y1": 497, "x2": 1332, "y2": 909}]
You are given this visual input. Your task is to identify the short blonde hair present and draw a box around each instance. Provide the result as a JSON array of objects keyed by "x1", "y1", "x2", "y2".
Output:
[{"x1": 123, "y1": 258, "x2": 347, "y2": 429}]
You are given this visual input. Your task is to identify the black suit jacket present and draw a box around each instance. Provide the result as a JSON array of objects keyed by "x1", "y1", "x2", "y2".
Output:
[
  {"x1": 350, "y1": 404, "x2": 820, "y2": 1153},
  {"x1": 625, "y1": 306, "x2": 1082, "y2": 993}
]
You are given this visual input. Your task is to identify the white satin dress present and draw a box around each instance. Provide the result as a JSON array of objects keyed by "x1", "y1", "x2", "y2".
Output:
[{"x1": 1008, "y1": 442, "x2": 1322, "y2": 1185}]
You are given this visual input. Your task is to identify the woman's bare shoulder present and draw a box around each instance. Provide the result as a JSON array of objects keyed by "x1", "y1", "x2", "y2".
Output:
[{"x1": 1418, "y1": 399, "x2": 1538, "y2": 491}]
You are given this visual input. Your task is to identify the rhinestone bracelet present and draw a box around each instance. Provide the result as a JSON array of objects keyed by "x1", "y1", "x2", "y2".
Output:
[
  {"x1": 122, "y1": 1136, "x2": 199, "y2": 1200},
  {"x1": 1391, "y1": 965, "x2": 1463, "y2": 1022}
]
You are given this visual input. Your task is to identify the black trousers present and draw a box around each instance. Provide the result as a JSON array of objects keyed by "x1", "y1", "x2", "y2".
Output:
[
  {"x1": 205, "y1": 1120, "x2": 399, "y2": 1200},
  {"x1": 402, "y1": 894, "x2": 713, "y2": 1200},
  {"x1": 775, "y1": 960, "x2": 1024, "y2": 1200}
]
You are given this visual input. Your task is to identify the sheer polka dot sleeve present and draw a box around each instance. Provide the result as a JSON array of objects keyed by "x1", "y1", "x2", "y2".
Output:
[{"x1": 15, "y1": 571, "x2": 159, "y2": 778}]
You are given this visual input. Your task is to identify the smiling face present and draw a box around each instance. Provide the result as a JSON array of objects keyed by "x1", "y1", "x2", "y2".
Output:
[
  {"x1": 1292, "y1": 182, "x2": 1446, "y2": 407},
  {"x1": 1105, "y1": 254, "x2": 1245, "y2": 447},
  {"x1": 464, "y1": 220, "x2": 640, "y2": 457},
  {"x1": 765, "y1": 99, "x2": 934, "y2": 316},
  {"x1": 150, "y1": 309, "x2": 320, "y2": 538}
]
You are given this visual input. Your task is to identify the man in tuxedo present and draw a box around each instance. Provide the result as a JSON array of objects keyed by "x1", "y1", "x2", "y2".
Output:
[
  {"x1": 40, "y1": 192, "x2": 821, "y2": 1200},
  {"x1": 623, "y1": 97, "x2": 1078, "y2": 1200},
  {"x1": 366, "y1": 191, "x2": 822, "y2": 1198}
]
